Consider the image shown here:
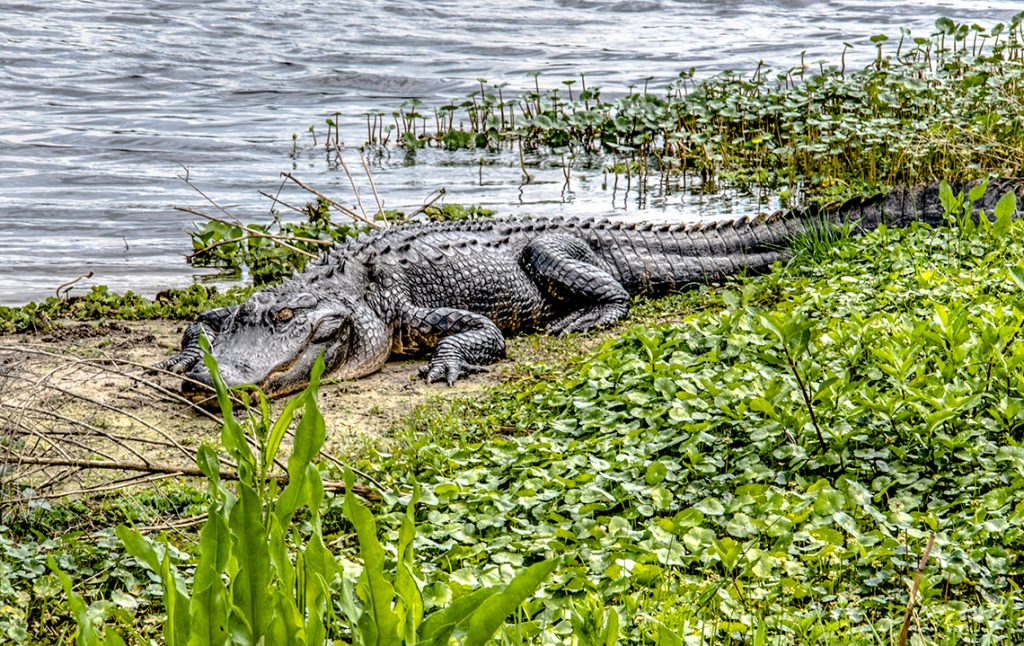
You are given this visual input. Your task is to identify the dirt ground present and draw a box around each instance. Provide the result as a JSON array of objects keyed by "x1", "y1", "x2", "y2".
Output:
[{"x1": 0, "y1": 319, "x2": 498, "y2": 498}]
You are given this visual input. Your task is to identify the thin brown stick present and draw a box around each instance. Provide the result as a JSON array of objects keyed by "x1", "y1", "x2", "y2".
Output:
[
  {"x1": 315, "y1": 449, "x2": 385, "y2": 492},
  {"x1": 56, "y1": 271, "x2": 95, "y2": 301},
  {"x1": 2, "y1": 424, "x2": 179, "y2": 449},
  {"x1": 897, "y1": 532, "x2": 937, "y2": 646},
  {"x1": 360, "y1": 151, "x2": 387, "y2": 224},
  {"x1": 4, "y1": 454, "x2": 381, "y2": 500},
  {"x1": 174, "y1": 206, "x2": 318, "y2": 259},
  {"x1": 0, "y1": 351, "x2": 205, "y2": 460},
  {"x1": 258, "y1": 190, "x2": 305, "y2": 214},
  {"x1": 280, "y1": 172, "x2": 381, "y2": 229},
  {"x1": 403, "y1": 188, "x2": 447, "y2": 221},
  {"x1": 138, "y1": 513, "x2": 209, "y2": 534},
  {"x1": 32, "y1": 473, "x2": 179, "y2": 501},
  {"x1": 2, "y1": 404, "x2": 151, "y2": 463},
  {"x1": 337, "y1": 153, "x2": 369, "y2": 221},
  {"x1": 177, "y1": 167, "x2": 235, "y2": 220}
]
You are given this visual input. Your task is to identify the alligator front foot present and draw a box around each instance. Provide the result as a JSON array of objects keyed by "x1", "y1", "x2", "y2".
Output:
[
  {"x1": 153, "y1": 344, "x2": 204, "y2": 375},
  {"x1": 151, "y1": 306, "x2": 237, "y2": 376},
  {"x1": 417, "y1": 353, "x2": 490, "y2": 386},
  {"x1": 402, "y1": 305, "x2": 506, "y2": 385},
  {"x1": 151, "y1": 319, "x2": 208, "y2": 375}
]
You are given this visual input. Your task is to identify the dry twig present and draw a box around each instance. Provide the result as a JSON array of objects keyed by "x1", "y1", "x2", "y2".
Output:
[
  {"x1": 897, "y1": 532, "x2": 937, "y2": 646},
  {"x1": 4, "y1": 454, "x2": 380, "y2": 501},
  {"x1": 280, "y1": 172, "x2": 381, "y2": 229}
]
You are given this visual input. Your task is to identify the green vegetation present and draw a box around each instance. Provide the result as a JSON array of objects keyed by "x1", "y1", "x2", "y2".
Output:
[
  {"x1": 339, "y1": 185, "x2": 1023, "y2": 643},
  {"x1": 0, "y1": 284, "x2": 253, "y2": 334},
  {"x1": 38, "y1": 347, "x2": 555, "y2": 645},
  {"x1": 8, "y1": 183, "x2": 1023, "y2": 643},
  {"x1": 188, "y1": 197, "x2": 367, "y2": 287},
  {"x1": 364, "y1": 15, "x2": 1024, "y2": 202},
  {"x1": 7, "y1": 12, "x2": 1024, "y2": 644}
]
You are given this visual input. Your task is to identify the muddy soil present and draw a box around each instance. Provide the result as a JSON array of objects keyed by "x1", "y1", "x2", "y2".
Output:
[{"x1": 0, "y1": 319, "x2": 499, "y2": 496}]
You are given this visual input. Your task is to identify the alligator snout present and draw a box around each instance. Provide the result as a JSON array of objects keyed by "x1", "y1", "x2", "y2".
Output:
[{"x1": 180, "y1": 360, "x2": 256, "y2": 407}]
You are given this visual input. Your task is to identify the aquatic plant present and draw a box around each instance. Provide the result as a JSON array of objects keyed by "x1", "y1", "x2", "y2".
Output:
[{"x1": 348, "y1": 14, "x2": 1024, "y2": 204}]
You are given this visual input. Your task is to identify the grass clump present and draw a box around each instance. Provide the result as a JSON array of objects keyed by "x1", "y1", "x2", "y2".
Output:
[{"x1": 337, "y1": 187, "x2": 1024, "y2": 643}]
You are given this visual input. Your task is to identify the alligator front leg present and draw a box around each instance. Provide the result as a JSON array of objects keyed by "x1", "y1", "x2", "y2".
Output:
[
  {"x1": 522, "y1": 234, "x2": 630, "y2": 334},
  {"x1": 400, "y1": 306, "x2": 506, "y2": 385},
  {"x1": 154, "y1": 306, "x2": 238, "y2": 375}
]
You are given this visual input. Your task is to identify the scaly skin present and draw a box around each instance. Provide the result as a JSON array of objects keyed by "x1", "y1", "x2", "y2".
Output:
[{"x1": 157, "y1": 179, "x2": 1022, "y2": 399}]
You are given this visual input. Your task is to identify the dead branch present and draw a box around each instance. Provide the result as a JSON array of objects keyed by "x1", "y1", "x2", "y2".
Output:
[
  {"x1": 4, "y1": 454, "x2": 381, "y2": 501},
  {"x1": 897, "y1": 532, "x2": 937, "y2": 646},
  {"x1": 337, "y1": 153, "x2": 369, "y2": 220},
  {"x1": 174, "y1": 206, "x2": 320, "y2": 259},
  {"x1": 403, "y1": 187, "x2": 447, "y2": 221},
  {"x1": 258, "y1": 190, "x2": 305, "y2": 214},
  {"x1": 56, "y1": 271, "x2": 95, "y2": 301},
  {"x1": 361, "y1": 152, "x2": 388, "y2": 224},
  {"x1": 138, "y1": 513, "x2": 209, "y2": 534},
  {"x1": 280, "y1": 172, "x2": 381, "y2": 229}
]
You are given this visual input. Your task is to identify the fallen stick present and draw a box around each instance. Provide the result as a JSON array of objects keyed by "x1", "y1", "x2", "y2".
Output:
[
  {"x1": 280, "y1": 172, "x2": 381, "y2": 229},
  {"x1": 3, "y1": 454, "x2": 381, "y2": 501},
  {"x1": 175, "y1": 206, "x2": 320, "y2": 259},
  {"x1": 897, "y1": 532, "x2": 937, "y2": 646}
]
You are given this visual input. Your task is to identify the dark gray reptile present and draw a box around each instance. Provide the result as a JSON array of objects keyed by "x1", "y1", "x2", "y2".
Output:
[{"x1": 157, "y1": 179, "x2": 1020, "y2": 400}]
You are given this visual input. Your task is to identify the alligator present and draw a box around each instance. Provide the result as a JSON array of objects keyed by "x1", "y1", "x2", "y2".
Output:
[{"x1": 158, "y1": 179, "x2": 1020, "y2": 400}]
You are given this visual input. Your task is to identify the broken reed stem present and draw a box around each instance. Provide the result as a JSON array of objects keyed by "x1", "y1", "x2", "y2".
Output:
[
  {"x1": 3, "y1": 454, "x2": 381, "y2": 501},
  {"x1": 257, "y1": 190, "x2": 305, "y2": 214},
  {"x1": 337, "y1": 153, "x2": 370, "y2": 221},
  {"x1": 402, "y1": 188, "x2": 447, "y2": 222},
  {"x1": 360, "y1": 151, "x2": 387, "y2": 224},
  {"x1": 280, "y1": 172, "x2": 381, "y2": 229},
  {"x1": 55, "y1": 271, "x2": 94, "y2": 301},
  {"x1": 897, "y1": 532, "x2": 937, "y2": 646}
]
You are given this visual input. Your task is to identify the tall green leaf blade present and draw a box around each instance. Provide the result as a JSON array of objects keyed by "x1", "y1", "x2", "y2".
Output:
[
  {"x1": 116, "y1": 526, "x2": 191, "y2": 646},
  {"x1": 161, "y1": 551, "x2": 191, "y2": 646},
  {"x1": 115, "y1": 526, "x2": 162, "y2": 573},
  {"x1": 395, "y1": 484, "x2": 424, "y2": 640},
  {"x1": 229, "y1": 482, "x2": 273, "y2": 644},
  {"x1": 462, "y1": 559, "x2": 558, "y2": 646},
  {"x1": 276, "y1": 356, "x2": 327, "y2": 524},
  {"x1": 419, "y1": 587, "x2": 500, "y2": 645},
  {"x1": 49, "y1": 557, "x2": 105, "y2": 646},
  {"x1": 994, "y1": 190, "x2": 1018, "y2": 233},
  {"x1": 264, "y1": 389, "x2": 306, "y2": 476},
  {"x1": 968, "y1": 178, "x2": 989, "y2": 203},
  {"x1": 200, "y1": 336, "x2": 255, "y2": 477},
  {"x1": 267, "y1": 515, "x2": 296, "y2": 605},
  {"x1": 343, "y1": 469, "x2": 401, "y2": 645},
  {"x1": 267, "y1": 593, "x2": 303, "y2": 646},
  {"x1": 189, "y1": 509, "x2": 231, "y2": 646}
]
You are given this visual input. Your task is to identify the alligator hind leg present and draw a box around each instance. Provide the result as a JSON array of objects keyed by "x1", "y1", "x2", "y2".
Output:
[
  {"x1": 400, "y1": 306, "x2": 507, "y2": 385},
  {"x1": 521, "y1": 234, "x2": 630, "y2": 335}
]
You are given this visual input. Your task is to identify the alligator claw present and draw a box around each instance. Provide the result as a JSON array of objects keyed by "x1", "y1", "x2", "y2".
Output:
[{"x1": 152, "y1": 347, "x2": 203, "y2": 375}]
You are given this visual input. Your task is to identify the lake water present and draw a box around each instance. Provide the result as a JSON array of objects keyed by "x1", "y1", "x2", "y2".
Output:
[{"x1": 0, "y1": 0, "x2": 1019, "y2": 305}]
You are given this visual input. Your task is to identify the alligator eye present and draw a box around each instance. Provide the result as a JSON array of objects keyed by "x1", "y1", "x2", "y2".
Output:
[{"x1": 276, "y1": 308, "x2": 294, "y2": 322}]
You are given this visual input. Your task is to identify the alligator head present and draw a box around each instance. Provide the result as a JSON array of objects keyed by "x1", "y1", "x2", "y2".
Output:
[{"x1": 182, "y1": 287, "x2": 392, "y2": 401}]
